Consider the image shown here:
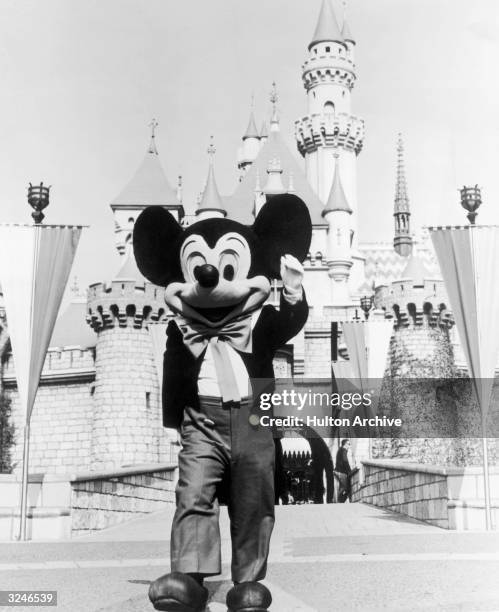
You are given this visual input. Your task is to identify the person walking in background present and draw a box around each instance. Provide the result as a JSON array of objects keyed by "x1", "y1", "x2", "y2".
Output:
[{"x1": 335, "y1": 439, "x2": 353, "y2": 503}]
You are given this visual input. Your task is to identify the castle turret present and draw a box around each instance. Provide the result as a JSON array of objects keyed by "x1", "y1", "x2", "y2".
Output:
[
  {"x1": 394, "y1": 133, "x2": 413, "y2": 256},
  {"x1": 237, "y1": 101, "x2": 261, "y2": 179},
  {"x1": 263, "y1": 157, "x2": 286, "y2": 197},
  {"x1": 196, "y1": 137, "x2": 227, "y2": 220},
  {"x1": 373, "y1": 253, "x2": 457, "y2": 463},
  {"x1": 86, "y1": 274, "x2": 169, "y2": 469},
  {"x1": 110, "y1": 120, "x2": 183, "y2": 256},
  {"x1": 295, "y1": 0, "x2": 364, "y2": 243},
  {"x1": 323, "y1": 154, "x2": 353, "y2": 305}
]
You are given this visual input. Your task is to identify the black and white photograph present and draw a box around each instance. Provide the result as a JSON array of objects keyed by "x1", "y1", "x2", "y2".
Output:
[{"x1": 0, "y1": 1, "x2": 499, "y2": 610}]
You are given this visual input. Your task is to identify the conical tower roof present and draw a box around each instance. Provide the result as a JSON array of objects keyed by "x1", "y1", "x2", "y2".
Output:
[
  {"x1": 243, "y1": 110, "x2": 259, "y2": 140},
  {"x1": 197, "y1": 139, "x2": 226, "y2": 215},
  {"x1": 309, "y1": 0, "x2": 345, "y2": 50},
  {"x1": 260, "y1": 121, "x2": 268, "y2": 138},
  {"x1": 342, "y1": 17, "x2": 355, "y2": 44},
  {"x1": 400, "y1": 254, "x2": 431, "y2": 285},
  {"x1": 116, "y1": 251, "x2": 147, "y2": 284},
  {"x1": 323, "y1": 156, "x2": 352, "y2": 216},
  {"x1": 111, "y1": 147, "x2": 179, "y2": 207}
]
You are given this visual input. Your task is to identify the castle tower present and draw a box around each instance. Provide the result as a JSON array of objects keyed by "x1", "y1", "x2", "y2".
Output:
[
  {"x1": 374, "y1": 254, "x2": 459, "y2": 463},
  {"x1": 323, "y1": 154, "x2": 353, "y2": 305},
  {"x1": 110, "y1": 120, "x2": 183, "y2": 256},
  {"x1": 86, "y1": 265, "x2": 169, "y2": 469},
  {"x1": 295, "y1": 0, "x2": 364, "y2": 240},
  {"x1": 237, "y1": 99, "x2": 261, "y2": 179},
  {"x1": 196, "y1": 137, "x2": 227, "y2": 220},
  {"x1": 394, "y1": 133, "x2": 413, "y2": 256},
  {"x1": 263, "y1": 157, "x2": 286, "y2": 197}
]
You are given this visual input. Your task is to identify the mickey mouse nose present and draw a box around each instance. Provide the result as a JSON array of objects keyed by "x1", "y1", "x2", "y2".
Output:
[{"x1": 194, "y1": 264, "x2": 219, "y2": 288}]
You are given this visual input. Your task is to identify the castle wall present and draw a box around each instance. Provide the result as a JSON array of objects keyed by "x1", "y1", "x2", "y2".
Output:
[{"x1": 3, "y1": 348, "x2": 95, "y2": 474}]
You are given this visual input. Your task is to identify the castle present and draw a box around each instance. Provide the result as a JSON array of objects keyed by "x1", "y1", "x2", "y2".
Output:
[{"x1": 0, "y1": 0, "x2": 496, "y2": 484}]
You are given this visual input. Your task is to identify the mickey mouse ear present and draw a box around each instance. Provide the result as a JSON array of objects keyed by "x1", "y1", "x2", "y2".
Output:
[
  {"x1": 252, "y1": 194, "x2": 312, "y2": 278},
  {"x1": 133, "y1": 206, "x2": 184, "y2": 286}
]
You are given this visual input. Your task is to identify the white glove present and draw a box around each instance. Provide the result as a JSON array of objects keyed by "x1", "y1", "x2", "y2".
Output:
[
  {"x1": 280, "y1": 254, "x2": 304, "y2": 304},
  {"x1": 280, "y1": 254, "x2": 304, "y2": 290}
]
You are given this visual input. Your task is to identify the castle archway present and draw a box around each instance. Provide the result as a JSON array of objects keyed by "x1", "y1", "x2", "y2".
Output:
[{"x1": 277, "y1": 426, "x2": 335, "y2": 504}]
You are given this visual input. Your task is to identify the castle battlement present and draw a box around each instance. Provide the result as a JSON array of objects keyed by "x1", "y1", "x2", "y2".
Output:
[
  {"x1": 302, "y1": 55, "x2": 356, "y2": 91},
  {"x1": 87, "y1": 279, "x2": 167, "y2": 332},
  {"x1": 2, "y1": 346, "x2": 96, "y2": 386},
  {"x1": 295, "y1": 112, "x2": 365, "y2": 155}
]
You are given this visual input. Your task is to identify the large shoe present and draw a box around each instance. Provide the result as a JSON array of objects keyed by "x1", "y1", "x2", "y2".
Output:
[
  {"x1": 148, "y1": 572, "x2": 209, "y2": 612},
  {"x1": 226, "y1": 582, "x2": 272, "y2": 612}
]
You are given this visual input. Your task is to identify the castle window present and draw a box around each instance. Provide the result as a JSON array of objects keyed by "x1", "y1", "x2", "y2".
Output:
[
  {"x1": 324, "y1": 101, "x2": 335, "y2": 114},
  {"x1": 128, "y1": 217, "x2": 134, "y2": 224},
  {"x1": 314, "y1": 48, "x2": 318, "y2": 55},
  {"x1": 146, "y1": 392, "x2": 151, "y2": 412},
  {"x1": 325, "y1": 46, "x2": 330, "y2": 53}
]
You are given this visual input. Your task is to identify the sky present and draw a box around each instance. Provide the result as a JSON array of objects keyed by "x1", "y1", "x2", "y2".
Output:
[{"x1": 0, "y1": 0, "x2": 498, "y2": 292}]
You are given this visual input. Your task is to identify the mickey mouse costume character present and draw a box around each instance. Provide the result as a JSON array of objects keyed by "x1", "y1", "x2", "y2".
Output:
[{"x1": 133, "y1": 194, "x2": 312, "y2": 612}]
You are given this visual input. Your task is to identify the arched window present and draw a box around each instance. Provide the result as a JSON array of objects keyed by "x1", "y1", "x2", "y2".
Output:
[
  {"x1": 325, "y1": 46, "x2": 331, "y2": 53},
  {"x1": 324, "y1": 101, "x2": 335, "y2": 114},
  {"x1": 128, "y1": 217, "x2": 134, "y2": 224}
]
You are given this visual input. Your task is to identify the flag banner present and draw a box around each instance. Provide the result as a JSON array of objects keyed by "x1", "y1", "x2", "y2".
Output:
[
  {"x1": 342, "y1": 320, "x2": 394, "y2": 381},
  {"x1": 0, "y1": 224, "x2": 83, "y2": 422},
  {"x1": 149, "y1": 321, "x2": 168, "y2": 387},
  {"x1": 429, "y1": 226, "x2": 499, "y2": 417}
]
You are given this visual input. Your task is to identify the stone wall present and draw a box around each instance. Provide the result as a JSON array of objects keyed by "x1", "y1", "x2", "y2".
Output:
[
  {"x1": 352, "y1": 458, "x2": 499, "y2": 530},
  {"x1": 0, "y1": 464, "x2": 177, "y2": 540},
  {"x1": 3, "y1": 348, "x2": 95, "y2": 474},
  {"x1": 71, "y1": 464, "x2": 177, "y2": 536}
]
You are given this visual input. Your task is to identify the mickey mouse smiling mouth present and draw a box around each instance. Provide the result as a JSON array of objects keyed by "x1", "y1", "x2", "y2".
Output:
[{"x1": 164, "y1": 231, "x2": 271, "y2": 327}]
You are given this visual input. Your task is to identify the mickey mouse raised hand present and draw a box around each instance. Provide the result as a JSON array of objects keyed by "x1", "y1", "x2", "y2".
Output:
[
  {"x1": 281, "y1": 254, "x2": 305, "y2": 304},
  {"x1": 133, "y1": 194, "x2": 312, "y2": 612}
]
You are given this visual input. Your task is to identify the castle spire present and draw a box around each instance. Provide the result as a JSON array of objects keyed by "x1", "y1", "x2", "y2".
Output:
[
  {"x1": 197, "y1": 136, "x2": 226, "y2": 218},
  {"x1": 243, "y1": 97, "x2": 259, "y2": 140},
  {"x1": 148, "y1": 118, "x2": 159, "y2": 154},
  {"x1": 269, "y1": 81, "x2": 280, "y2": 132},
  {"x1": 323, "y1": 154, "x2": 352, "y2": 215},
  {"x1": 341, "y1": 1, "x2": 355, "y2": 44},
  {"x1": 394, "y1": 133, "x2": 412, "y2": 256},
  {"x1": 309, "y1": 0, "x2": 345, "y2": 50}
]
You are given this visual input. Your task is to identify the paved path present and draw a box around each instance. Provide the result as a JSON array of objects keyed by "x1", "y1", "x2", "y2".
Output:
[{"x1": 1, "y1": 504, "x2": 499, "y2": 611}]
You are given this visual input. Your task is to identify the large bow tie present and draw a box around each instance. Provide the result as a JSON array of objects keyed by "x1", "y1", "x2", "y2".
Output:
[
  {"x1": 175, "y1": 314, "x2": 254, "y2": 403},
  {"x1": 176, "y1": 314, "x2": 253, "y2": 359}
]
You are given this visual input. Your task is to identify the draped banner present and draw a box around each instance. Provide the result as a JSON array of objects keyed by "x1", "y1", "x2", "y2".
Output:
[
  {"x1": 342, "y1": 320, "x2": 394, "y2": 382},
  {"x1": 148, "y1": 322, "x2": 168, "y2": 387},
  {"x1": 429, "y1": 226, "x2": 499, "y2": 418},
  {"x1": 430, "y1": 224, "x2": 499, "y2": 530},
  {"x1": 0, "y1": 224, "x2": 83, "y2": 422}
]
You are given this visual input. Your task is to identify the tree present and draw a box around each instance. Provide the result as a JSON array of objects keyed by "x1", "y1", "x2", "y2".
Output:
[{"x1": 0, "y1": 392, "x2": 14, "y2": 473}]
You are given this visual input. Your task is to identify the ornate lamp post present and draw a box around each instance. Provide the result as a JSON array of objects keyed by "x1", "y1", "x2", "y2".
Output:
[
  {"x1": 360, "y1": 295, "x2": 374, "y2": 320},
  {"x1": 0, "y1": 187, "x2": 84, "y2": 540},
  {"x1": 459, "y1": 184, "x2": 482, "y2": 225}
]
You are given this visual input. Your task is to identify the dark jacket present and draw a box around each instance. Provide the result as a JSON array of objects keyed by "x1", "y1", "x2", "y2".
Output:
[
  {"x1": 162, "y1": 291, "x2": 309, "y2": 429},
  {"x1": 335, "y1": 446, "x2": 352, "y2": 476}
]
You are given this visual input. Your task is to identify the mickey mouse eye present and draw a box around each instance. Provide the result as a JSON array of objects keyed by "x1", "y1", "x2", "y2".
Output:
[
  {"x1": 223, "y1": 264, "x2": 235, "y2": 281},
  {"x1": 219, "y1": 252, "x2": 238, "y2": 281}
]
